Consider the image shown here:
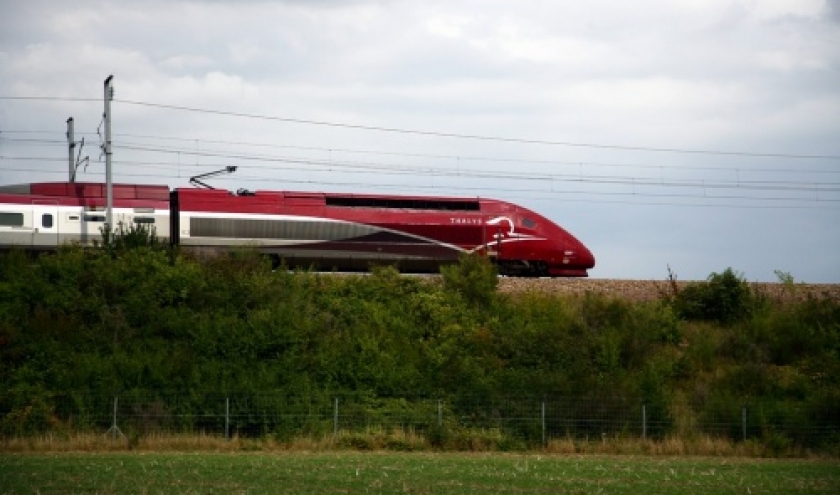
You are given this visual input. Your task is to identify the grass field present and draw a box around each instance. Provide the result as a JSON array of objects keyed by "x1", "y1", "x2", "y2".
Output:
[{"x1": 2, "y1": 452, "x2": 839, "y2": 494}]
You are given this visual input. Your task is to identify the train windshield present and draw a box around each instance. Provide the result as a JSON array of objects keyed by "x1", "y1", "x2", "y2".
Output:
[{"x1": 521, "y1": 217, "x2": 537, "y2": 229}]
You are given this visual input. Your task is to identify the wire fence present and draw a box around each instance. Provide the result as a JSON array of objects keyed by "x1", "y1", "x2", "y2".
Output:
[{"x1": 7, "y1": 392, "x2": 837, "y2": 448}]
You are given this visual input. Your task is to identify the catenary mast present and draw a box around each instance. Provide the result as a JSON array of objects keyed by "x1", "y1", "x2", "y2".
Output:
[{"x1": 104, "y1": 75, "x2": 114, "y2": 230}]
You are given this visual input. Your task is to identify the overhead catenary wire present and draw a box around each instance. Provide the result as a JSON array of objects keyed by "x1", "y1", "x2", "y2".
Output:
[
  {"x1": 5, "y1": 147, "x2": 837, "y2": 195},
  {"x1": 111, "y1": 99, "x2": 840, "y2": 161},
  {"x1": 2, "y1": 96, "x2": 838, "y2": 209},
  {"x1": 107, "y1": 144, "x2": 840, "y2": 192},
  {"x1": 2, "y1": 95, "x2": 839, "y2": 160},
  {"x1": 5, "y1": 138, "x2": 840, "y2": 189},
  {"x1": 3, "y1": 161, "x2": 838, "y2": 210},
  {"x1": 4, "y1": 157, "x2": 840, "y2": 193},
  {"x1": 3, "y1": 131, "x2": 839, "y2": 178},
  {"x1": 119, "y1": 136, "x2": 840, "y2": 175}
]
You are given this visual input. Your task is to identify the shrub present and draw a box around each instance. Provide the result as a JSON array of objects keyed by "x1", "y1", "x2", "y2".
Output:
[
  {"x1": 672, "y1": 268, "x2": 754, "y2": 325},
  {"x1": 99, "y1": 221, "x2": 164, "y2": 253},
  {"x1": 440, "y1": 254, "x2": 498, "y2": 308}
]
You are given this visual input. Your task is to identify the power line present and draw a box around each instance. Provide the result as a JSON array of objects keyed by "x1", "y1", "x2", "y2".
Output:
[
  {"x1": 114, "y1": 134, "x2": 840, "y2": 175},
  {"x1": 2, "y1": 99, "x2": 839, "y2": 212},
  {"x1": 0, "y1": 138, "x2": 65, "y2": 146},
  {"x1": 6, "y1": 124, "x2": 840, "y2": 201},
  {"x1": 4, "y1": 149, "x2": 840, "y2": 197},
  {"x1": 8, "y1": 155, "x2": 831, "y2": 198},
  {"x1": 4, "y1": 130, "x2": 840, "y2": 177},
  {"x1": 120, "y1": 186, "x2": 837, "y2": 210},
  {"x1": 0, "y1": 157, "x2": 65, "y2": 162},
  {"x1": 4, "y1": 95, "x2": 839, "y2": 159},
  {"x1": 112, "y1": 99, "x2": 840, "y2": 160},
  {"x1": 0, "y1": 96, "x2": 100, "y2": 103},
  {"x1": 4, "y1": 161, "x2": 838, "y2": 209},
  {"x1": 107, "y1": 144, "x2": 840, "y2": 193}
]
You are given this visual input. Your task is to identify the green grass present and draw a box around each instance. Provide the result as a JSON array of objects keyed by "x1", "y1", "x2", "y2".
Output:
[{"x1": 2, "y1": 452, "x2": 838, "y2": 494}]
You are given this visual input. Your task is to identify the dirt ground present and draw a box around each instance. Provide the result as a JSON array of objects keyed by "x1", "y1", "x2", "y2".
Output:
[{"x1": 496, "y1": 277, "x2": 840, "y2": 302}]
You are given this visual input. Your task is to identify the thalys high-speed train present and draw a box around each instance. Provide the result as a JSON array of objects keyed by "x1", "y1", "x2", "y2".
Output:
[{"x1": 0, "y1": 182, "x2": 595, "y2": 277}]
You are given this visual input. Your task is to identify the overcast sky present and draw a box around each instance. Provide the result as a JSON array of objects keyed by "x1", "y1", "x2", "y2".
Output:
[{"x1": 1, "y1": 0, "x2": 839, "y2": 282}]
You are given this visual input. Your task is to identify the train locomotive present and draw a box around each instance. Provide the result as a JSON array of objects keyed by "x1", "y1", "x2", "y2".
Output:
[{"x1": 0, "y1": 181, "x2": 595, "y2": 277}]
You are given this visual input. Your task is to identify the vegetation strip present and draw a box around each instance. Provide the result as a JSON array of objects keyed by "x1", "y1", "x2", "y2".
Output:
[
  {"x1": 1, "y1": 239, "x2": 838, "y2": 455},
  {"x1": 2, "y1": 452, "x2": 839, "y2": 494}
]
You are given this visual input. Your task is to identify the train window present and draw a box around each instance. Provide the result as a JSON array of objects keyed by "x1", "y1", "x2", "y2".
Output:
[
  {"x1": 68, "y1": 215, "x2": 80, "y2": 222},
  {"x1": 42, "y1": 214, "x2": 53, "y2": 228},
  {"x1": 0, "y1": 212, "x2": 24, "y2": 227},
  {"x1": 133, "y1": 217, "x2": 156, "y2": 224},
  {"x1": 326, "y1": 197, "x2": 480, "y2": 211},
  {"x1": 521, "y1": 217, "x2": 537, "y2": 229},
  {"x1": 84, "y1": 214, "x2": 106, "y2": 222}
]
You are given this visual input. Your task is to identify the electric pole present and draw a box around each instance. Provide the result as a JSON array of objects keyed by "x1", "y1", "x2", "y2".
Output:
[
  {"x1": 67, "y1": 117, "x2": 75, "y2": 182},
  {"x1": 104, "y1": 75, "x2": 114, "y2": 230}
]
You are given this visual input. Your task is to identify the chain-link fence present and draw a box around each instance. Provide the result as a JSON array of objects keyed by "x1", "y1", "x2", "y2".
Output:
[{"x1": 7, "y1": 392, "x2": 837, "y2": 449}]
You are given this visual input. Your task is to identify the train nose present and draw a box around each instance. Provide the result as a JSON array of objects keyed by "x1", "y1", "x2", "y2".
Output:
[
  {"x1": 563, "y1": 242, "x2": 595, "y2": 270},
  {"x1": 548, "y1": 238, "x2": 595, "y2": 277},
  {"x1": 575, "y1": 241, "x2": 596, "y2": 270}
]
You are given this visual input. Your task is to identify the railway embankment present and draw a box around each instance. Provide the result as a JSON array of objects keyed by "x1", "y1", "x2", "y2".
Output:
[
  {"x1": 497, "y1": 277, "x2": 840, "y2": 302},
  {"x1": 3, "y1": 250, "x2": 839, "y2": 455}
]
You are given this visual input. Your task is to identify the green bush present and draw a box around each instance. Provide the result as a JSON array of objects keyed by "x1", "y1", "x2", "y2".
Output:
[
  {"x1": 440, "y1": 254, "x2": 498, "y2": 308},
  {"x1": 672, "y1": 268, "x2": 754, "y2": 325}
]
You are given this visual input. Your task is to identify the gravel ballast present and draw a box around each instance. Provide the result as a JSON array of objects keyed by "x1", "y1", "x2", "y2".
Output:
[{"x1": 496, "y1": 278, "x2": 840, "y2": 302}]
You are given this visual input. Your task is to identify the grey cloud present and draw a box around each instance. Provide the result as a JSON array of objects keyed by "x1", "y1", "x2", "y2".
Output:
[{"x1": 828, "y1": 0, "x2": 840, "y2": 22}]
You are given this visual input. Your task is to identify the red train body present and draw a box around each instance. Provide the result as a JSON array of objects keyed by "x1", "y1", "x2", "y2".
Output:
[{"x1": 0, "y1": 182, "x2": 595, "y2": 277}]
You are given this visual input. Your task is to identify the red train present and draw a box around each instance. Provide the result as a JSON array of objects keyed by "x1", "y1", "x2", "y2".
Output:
[{"x1": 0, "y1": 181, "x2": 595, "y2": 277}]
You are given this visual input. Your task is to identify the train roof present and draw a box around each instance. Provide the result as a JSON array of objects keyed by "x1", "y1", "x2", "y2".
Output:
[
  {"x1": 0, "y1": 182, "x2": 497, "y2": 212},
  {"x1": 174, "y1": 187, "x2": 482, "y2": 201},
  {"x1": 0, "y1": 182, "x2": 170, "y2": 201},
  {"x1": 175, "y1": 187, "x2": 486, "y2": 211}
]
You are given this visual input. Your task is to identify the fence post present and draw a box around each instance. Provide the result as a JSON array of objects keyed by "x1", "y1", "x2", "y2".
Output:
[
  {"x1": 225, "y1": 397, "x2": 230, "y2": 440},
  {"x1": 541, "y1": 399, "x2": 546, "y2": 446},
  {"x1": 104, "y1": 396, "x2": 124, "y2": 440},
  {"x1": 438, "y1": 399, "x2": 442, "y2": 427},
  {"x1": 642, "y1": 404, "x2": 647, "y2": 440},
  {"x1": 742, "y1": 406, "x2": 747, "y2": 442},
  {"x1": 334, "y1": 397, "x2": 339, "y2": 436}
]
